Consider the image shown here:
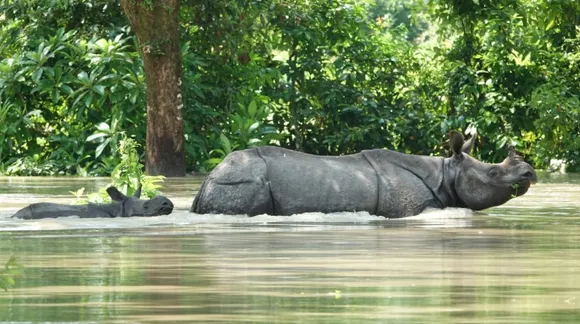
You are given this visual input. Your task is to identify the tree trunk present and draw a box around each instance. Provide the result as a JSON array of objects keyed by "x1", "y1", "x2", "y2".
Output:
[{"x1": 120, "y1": 0, "x2": 185, "y2": 176}]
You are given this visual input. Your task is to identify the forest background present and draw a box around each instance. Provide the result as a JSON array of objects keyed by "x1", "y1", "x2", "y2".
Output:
[{"x1": 0, "y1": 0, "x2": 578, "y2": 176}]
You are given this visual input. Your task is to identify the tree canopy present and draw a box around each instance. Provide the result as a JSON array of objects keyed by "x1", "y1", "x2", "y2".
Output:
[{"x1": 0, "y1": 0, "x2": 578, "y2": 175}]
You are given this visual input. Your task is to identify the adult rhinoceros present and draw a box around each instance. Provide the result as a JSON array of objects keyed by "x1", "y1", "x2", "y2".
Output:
[
  {"x1": 11, "y1": 186, "x2": 174, "y2": 219},
  {"x1": 191, "y1": 131, "x2": 536, "y2": 218}
]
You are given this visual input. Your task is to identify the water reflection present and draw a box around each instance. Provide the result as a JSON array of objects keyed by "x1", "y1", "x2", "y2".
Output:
[{"x1": 0, "y1": 173, "x2": 579, "y2": 323}]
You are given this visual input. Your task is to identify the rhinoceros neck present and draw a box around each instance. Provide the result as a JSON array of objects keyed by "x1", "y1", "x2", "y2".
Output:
[
  {"x1": 441, "y1": 158, "x2": 466, "y2": 208},
  {"x1": 362, "y1": 149, "x2": 459, "y2": 209}
]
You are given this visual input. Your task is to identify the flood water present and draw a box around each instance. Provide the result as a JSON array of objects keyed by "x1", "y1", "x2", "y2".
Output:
[{"x1": 1, "y1": 173, "x2": 580, "y2": 323}]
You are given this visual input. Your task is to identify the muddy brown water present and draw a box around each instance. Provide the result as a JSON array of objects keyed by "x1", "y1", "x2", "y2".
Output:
[{"x1": 0, "y1": 173, "x2": 579, "y2": 323}]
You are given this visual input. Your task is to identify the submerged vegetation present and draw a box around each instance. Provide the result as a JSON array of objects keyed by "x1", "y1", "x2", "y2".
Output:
[
  {"x1": 0, "y1": 255, "x2": 23, "y2": 291},
  {"x1": 0, "y1": 0, "x2": 578, "y2": 173}
]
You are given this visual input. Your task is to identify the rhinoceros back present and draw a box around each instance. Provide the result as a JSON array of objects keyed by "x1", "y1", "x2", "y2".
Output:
[
  {"x1": 192, "y1": 146, "x2": 445, "y2": 217},
  {"x1": 11, "y1": 203, "x2": 110, "y2": 219},
  {"x1": 192, "y1": 147, "x2": 378, "y2": 215},
  {"x1": 258, "y1": 147, "x2": 377, "y2": 215}
]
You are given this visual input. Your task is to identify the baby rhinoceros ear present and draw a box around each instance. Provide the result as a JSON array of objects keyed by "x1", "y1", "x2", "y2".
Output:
[
  {"x1": 133, "y1": 184, "x2": 142, "y2": 198},
  {"x1": 106, "y1": 187, "x2": 129, "y2": 202}
]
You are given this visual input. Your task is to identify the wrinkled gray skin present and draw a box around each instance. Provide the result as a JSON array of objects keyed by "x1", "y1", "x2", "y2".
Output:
[
  {"x1": 11, "y1": 186, "x2": 174, "y2": 219},
  {"x1": 191, "y1": 131, "x2": 537, "y2": 218}
]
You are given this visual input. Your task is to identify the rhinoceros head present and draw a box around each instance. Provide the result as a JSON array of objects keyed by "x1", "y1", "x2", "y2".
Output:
[
  {"x1": 449, "y1": 131, "x2": 537, "y2": 210},
  {"x1": 106, "y1": 185, "x2": 174, "y2": 217}
]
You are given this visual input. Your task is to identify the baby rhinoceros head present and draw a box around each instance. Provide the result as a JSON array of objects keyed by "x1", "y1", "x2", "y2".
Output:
[{"x1": 107, "y1": 186, "x2": 174, "y2": 217}]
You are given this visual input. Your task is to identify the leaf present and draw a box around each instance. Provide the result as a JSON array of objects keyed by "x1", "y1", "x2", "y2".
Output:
[
  {"x1": 219, "y1": 133, "x2": 232, "y2": 154},
  {"x1": 204, "y1": 158, "x2": 224, "y2": 166},
  {"x1": 84, "y1": 91, "x2": 93, "y2": 107},
  {"x1": 247, "y1": 138, "x2": 263, "y2": 146},
  {"x1": 522, "y1": 52, "x2": 532, "y2": 66},
  {"x1": 77, "y1": 71, "x2": 90, "y2": 84},
  {"x1": 95, "y1": 138, "x2": 111, "y2": 158},
  {"x1": 72, "y1": 91, "x2": 87, "y2": 108},
  {"x1": 32, "y1": 68, "x2": 43, "y2": 83},
  {"x1": 248, "y1": 100, "x2": 257, "y2": 118},
  {"x1": 45, "y1": 67, "x2": 55, "y2": 78},
  {"x1": 86, "y1": 132, "x2": 108, "y2": 142},
  {"x1": 248, "y1": 121, "x2": 261, "y2": 133},
  {"x1": 51, "y1": 88, "x2": 59, "y2": 103},
  {"x1": 546, "y1": 19, "x2": 555, "y2": 31},
  {"x1": 95, "y1": 39, "x2": 109, "y2": 51},
  {"x1": 60, "y1": 84, "x2": 73, "y2": 95},
  {"x1": 93, "y1": 85, "x2": 105, "y2": 96},
  {"x1": 32, "y1": 80, "x2": 53, "y2": 94}
]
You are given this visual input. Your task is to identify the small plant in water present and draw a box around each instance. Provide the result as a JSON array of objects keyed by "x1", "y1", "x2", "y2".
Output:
[
  {"x1": 0, "y1": 255, "x2": 24, "y2": 291},
  {"x1": 73, "y1": 135, "x2": 164, "y2": 204}
]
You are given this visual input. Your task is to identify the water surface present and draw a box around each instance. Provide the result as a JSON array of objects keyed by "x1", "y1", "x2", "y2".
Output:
[{"x1": 1, "y1": 173, "x2": 580, "y2": 323}]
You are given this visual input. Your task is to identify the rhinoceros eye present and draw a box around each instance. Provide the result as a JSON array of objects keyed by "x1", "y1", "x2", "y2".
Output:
[
  {"x1": 522, "y1": 171, "x2": 533, "y2": 178},
  {"x1": 488, "y1": 166, "x2": 500, "y2": 178}
]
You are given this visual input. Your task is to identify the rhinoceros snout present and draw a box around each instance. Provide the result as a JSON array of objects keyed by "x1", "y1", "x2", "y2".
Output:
[
  {"x1": 159, "y1": 201, "x2": 174, "y2": 215},
  {"x1": 157, "y1": 199, "x2": 174, "y2": 215},
  {"x1": 521, "y1": 170, "x2": 537, "y2": 184}
]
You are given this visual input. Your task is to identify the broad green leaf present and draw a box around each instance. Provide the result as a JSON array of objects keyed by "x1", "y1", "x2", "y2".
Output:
[
  {"x1": 51, "y1": 88, "x2": 59, "y2": 103},
  {"x1": 95, "y1": 39, "x2": 109, "y2": 51},
  {"x1": 96, "y1": 122, "x2": 111, "y2": 132},
  {"x1": 32, "y1": 68, "x2": 43, "y2": 83},
  {"x1": 95, "y1": 138, "x2": 111, "y2": 158},
  {"x1": 248, "y1": 100, "x2": 257, "y2": 117},
  {"x1": 93, "y1": 85, "x2": 105, "y2": 96},
  {"x1": 248, "y1": 121, "x2": 261, "y2": 133},
  {"x1": 247, "y1": 138, "x2": 262, "y2": 146},
  {"x1": 72, "y1": 91, "x2": 87, "y2": 108},
  {"x1": 60, "y1": 84, "x2": 73, "y2": 95},
  {"x1": 219, "y1": 133, "x2": 232, "y2": 154},
  {"x1": 45, "y1": 67, "x2": 55, "y2": 78},
  {"x1": 77, "y1": 71, "x2": 90, "y2": 84},
  {"x1": 84, "y1": 92, "x2": 93, "y2": 107},
  {"x1": 86, "y1": 133, "x2": 108, "y2": 142},
  {"x1": 204, "y1": 158, "x2": 224, "y2": 166}
]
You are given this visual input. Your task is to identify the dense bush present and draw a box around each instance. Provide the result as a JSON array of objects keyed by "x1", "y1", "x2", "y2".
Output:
[{"x1": 0, "y1": 0, "x2": 579, "y2": 174}]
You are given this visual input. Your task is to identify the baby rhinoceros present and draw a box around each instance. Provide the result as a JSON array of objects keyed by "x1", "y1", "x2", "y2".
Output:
[{"x1": 11, "y1": 186, "x2": 174, "y2": 219}]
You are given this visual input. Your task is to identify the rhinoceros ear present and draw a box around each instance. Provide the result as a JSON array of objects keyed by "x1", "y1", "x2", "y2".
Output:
[
  {"x1": 449, "y1": 130, "x2": 465, "y2": 157},
  {"x1": 107, "y1": 187, "x2": 128, "y2": 202},
  {"x1": 133, "y1": 184, "x2": 142, "y2": 198},
  {"x1": 461, "y1": 131, "x2": 477, "y2": 154},
  {"x1": 508, "y1": 146, "x2": 525, "y2": 162}
]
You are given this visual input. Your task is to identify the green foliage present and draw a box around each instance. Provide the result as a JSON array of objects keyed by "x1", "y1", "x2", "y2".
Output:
[
  {"x1": 425, "y1": 0, "x2": 580, "y2": 168},
  {"x1": 73, "y1": 136, "x2": 164, "y2": 204},
  {"x1": 0, "y1": 3, "x2": 145, "y2": 175},
  {"x1": 205, "y1": 99, "x2": 283, "y2": 168},
  {"x1": 1, "y1": 0, "x2": 579, "y2": 173},
  {"x1": 0, "y1": 255, "x2": 24, "y2": 291}
]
